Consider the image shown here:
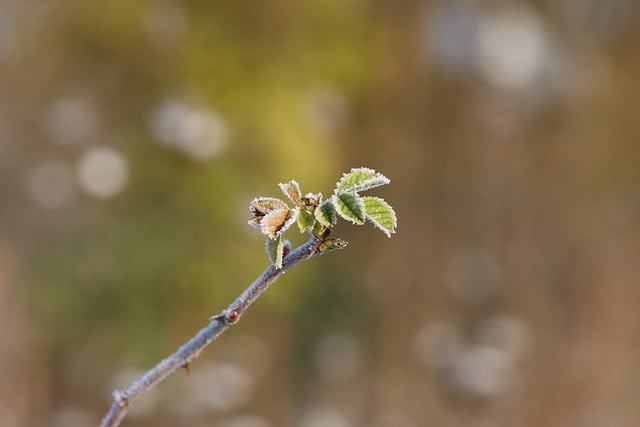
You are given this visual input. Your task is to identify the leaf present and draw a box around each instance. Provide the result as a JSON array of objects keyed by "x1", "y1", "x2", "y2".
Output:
[
  {"x1": 336, "y1": 167, "x2": 390, "y2": 194},
  {"x1": 296, "y1": 209, "x2": 316, "y2": 233},
  {"x1": 319, "y1": 237, "x2": 349, "y2": 252},
  {"x1": 363, "y1": 196, "x2": 397, "y2": 237},
  {"x1": 279, "y1": 180, "x2": 302, "y2": 206},
  {"x1": 260, "y1": 207, "x2": 298, "y2": 238},
  {"x1": 265, "y1": 235, "x2": 284, "y2": 269},
  {"x1": 248, "y1": 197, "x2": 290, "y2": 229},
  {"x1": 249, "y1": 197, "x2": 289, "y2": 215},
  {"x1": 332, "y1": 192, "x2": 365, "y2": 224},
  {"x1": 314, "y1": 199, "x2": 338, "y2": 227}
]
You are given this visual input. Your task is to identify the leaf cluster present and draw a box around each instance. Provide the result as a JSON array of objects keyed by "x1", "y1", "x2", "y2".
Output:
[{"x1": 248, "y1": 167, "x2": 397, "y2": 268}]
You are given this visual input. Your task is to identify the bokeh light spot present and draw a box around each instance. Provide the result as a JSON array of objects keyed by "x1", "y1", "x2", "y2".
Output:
[
  {"x1": 76, "y1": 146, "x2": 129, "y2": 199},
  {"x1": 424, "y1": 1, "x2": 480, "y2": 77},
  {"x1": 448, "y1": 345, "x2": 512, "y2": 397},
  {"x1": 413, "y1": 321, "x2": 463, "y2": 370},
  {"x1": 149, "y1": 100, "x2": 229, "y2": 161},
  {"x1": 170, "y1": 362, "x2": 253, "y2": 417},
  {"x1": 476, "y1": 6, "x2": 548, "y2": 90},
  {"x1": 476, "y1": 315, "x2": 531, "y2": 360}
]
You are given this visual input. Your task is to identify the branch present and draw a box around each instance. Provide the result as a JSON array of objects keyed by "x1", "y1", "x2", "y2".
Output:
[{"x1": 100, "y1": 235, "x2": 330, "y2": 427}]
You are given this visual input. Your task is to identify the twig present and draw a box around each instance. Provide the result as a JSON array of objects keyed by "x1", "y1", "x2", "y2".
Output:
[{"x1": 100, "y1": 235, "x2": 328, "y2": 427}]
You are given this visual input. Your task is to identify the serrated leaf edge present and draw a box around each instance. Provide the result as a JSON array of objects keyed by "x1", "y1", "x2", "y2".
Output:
[
  {"x1": 260, "y1": 207, "x2": 299, "y2": 238},
  {"x1": 314, "y1": 199, "x2": 337, "y2": 227},
  {"x1": 279, "y1": 180, "x2": 302, "y2": 206},
  {"x1": 249, "y1": 196, "x2": 289, "y2": 212},
  {"x1": 265, "y1": 235, "x2": 285, "y2": 268},
  {"x1": 332, "y1": 193, "x2": 366, "y2": 225},
  {"x1": 362, "y1": 196, "x2": 397, "y2": 238},
  {"x1": 296, "y1": 209, "x2": 316, "y2": 233},
  {"x1": 335, "y1": 167, "x2": 390, "y2": 194}
]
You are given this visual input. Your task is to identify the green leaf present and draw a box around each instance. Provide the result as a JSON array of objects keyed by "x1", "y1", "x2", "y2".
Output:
[
  {"x1": 363, "y1": 196, "x2": 397, "y2": 237},
  {"x1": 332, "y1": 193, "x2": 365, "y2": 224},
  {"x1": 314, "y1": 199, "x2": 338, "y2": 227},
  {"x1": 296, "y1": 209, "x2": 316, "y2": 233},
  {"x1": 319, "y1": 237, "x2": 349, "y2": 252},
  {"x1": 279, "y1": 180, "x2": 302, "y2": 206},
  {"x1": 336, "y1": 167, "x2": 390, "y2": 194},
  {"x1": 265, "y1": 235, "x2": 284, "y2": 269}
]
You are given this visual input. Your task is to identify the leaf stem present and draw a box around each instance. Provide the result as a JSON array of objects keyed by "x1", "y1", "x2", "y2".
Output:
[{"x1": 100, "y1": 235, "x2": 327, "y2": 427}]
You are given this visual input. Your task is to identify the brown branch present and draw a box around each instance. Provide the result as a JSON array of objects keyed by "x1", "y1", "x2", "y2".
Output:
[{"x1": 100, "y1": 235, "x2": 330, "y2": 427}]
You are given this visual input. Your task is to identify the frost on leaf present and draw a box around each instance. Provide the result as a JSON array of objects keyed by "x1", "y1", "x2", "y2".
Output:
[
  {"x1": 363, "y1": 196, "x2": 397, "y2": 237},
  {"x1": 261, "y1": 207, "x2": 298, "y2": 238},
  {"x1": 279, "y1": 180, "x2": 302, "y2": 207},
  {"x1": 248, "y1": 197, "x2": 289, "y2": 227},
  {"x1": 332, "y1": 192, "x2": 365, "y2": 224},
  {"x1": 249, "y1": 167, "x2": 396, "y2": 259},
  {"x1": 314, "y1": 199, "x2": 338, "y2": 227},
  {"x1": 249, "y1": 197, "x2": 297, "y2": 238},
  {"x1": 265, "y1": 235, "x2": 285, "y2": 269},
  {"x1": 297, "y1": 209, "x2": 316, "y2": 233},
  {"x1": 336, "y1": 167, "x2": 390, "y2": 194}
]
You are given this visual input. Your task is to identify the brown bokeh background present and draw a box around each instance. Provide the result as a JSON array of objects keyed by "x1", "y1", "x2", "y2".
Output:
[{"x1": 1, "y1": 1, "x2": 640, "y2": 426}]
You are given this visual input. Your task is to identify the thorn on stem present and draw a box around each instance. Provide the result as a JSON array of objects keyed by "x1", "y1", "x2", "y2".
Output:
[
  {"x1": 210, "y1": 309, "x2": 240, "y2": 325},
  {"x1": 113, "y1": 390, "x2": 129, "y2": 407},
  {"x1": 182, "y1": 362, "x2": 191, "y2": 376}
]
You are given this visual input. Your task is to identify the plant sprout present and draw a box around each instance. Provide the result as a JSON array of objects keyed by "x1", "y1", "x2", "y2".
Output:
[
  {"x1": 249, "y1": 167, "x2": 397, "y2": 268},
  {"x1": 101, "y1": 167, "x2": 396, "y2": 427}
]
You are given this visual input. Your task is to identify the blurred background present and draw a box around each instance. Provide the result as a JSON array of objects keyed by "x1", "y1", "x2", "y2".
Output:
[{"x1": 1, "y1": 0, "x2": 640, "y2": 426}]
